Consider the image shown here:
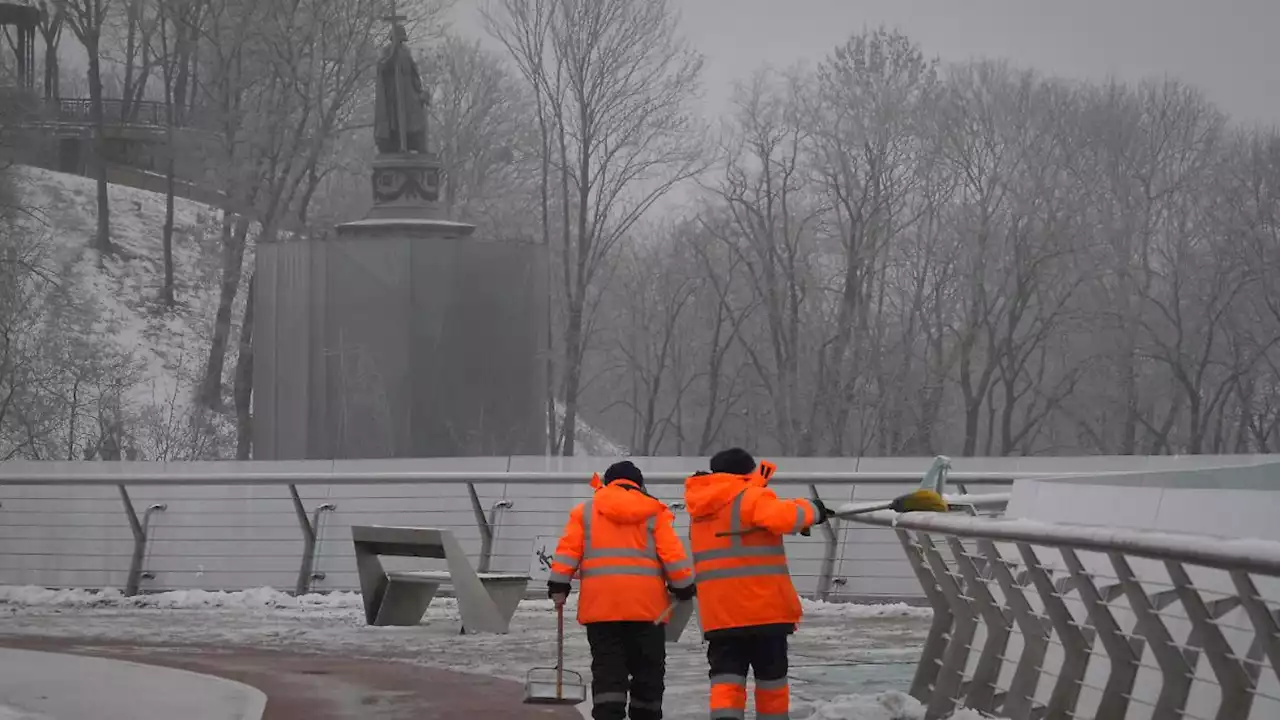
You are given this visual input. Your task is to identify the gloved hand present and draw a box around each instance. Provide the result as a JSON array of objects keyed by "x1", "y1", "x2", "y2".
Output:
[
  {"x1": 548, "y1": 580, "x2": 571, "y2": 608},
  {"x1": 669, "y1": 584, "x2": 696, "y2": 602},
  {"x1": 812, "y1": 498, "x2": 831, "y2": 525}
]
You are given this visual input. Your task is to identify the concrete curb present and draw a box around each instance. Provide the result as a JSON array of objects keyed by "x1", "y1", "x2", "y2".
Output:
[{"x1": 0, "y1": 648, "x2": 266, "y2": 720}]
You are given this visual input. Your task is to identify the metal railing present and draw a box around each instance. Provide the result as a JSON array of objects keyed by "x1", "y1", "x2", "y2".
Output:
[
  {"x1": 52, "y1": 98, "x2": 167, "y2": 127},
  {"x1": 844, "y1": 508, "x2": 1280, "y2": 720},
  {"x1": 0, "y1": 460, "x2": 1023, "y2": 600}
]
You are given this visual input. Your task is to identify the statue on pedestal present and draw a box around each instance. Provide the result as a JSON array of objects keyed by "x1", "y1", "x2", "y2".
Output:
[
  {"x1": 365, "y1": 2, "x2": 441, "y2": 216},
  {"x1": 374, "y1": 13, "x2": 428, "y2": 155}
]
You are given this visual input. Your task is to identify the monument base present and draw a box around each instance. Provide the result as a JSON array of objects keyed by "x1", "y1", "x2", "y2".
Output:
[{"x1": 337, "y1": 152, "x2": 475, "y2": 238}]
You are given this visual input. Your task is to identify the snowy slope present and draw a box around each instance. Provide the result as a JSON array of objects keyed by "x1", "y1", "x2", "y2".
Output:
[
  {"x1": 15, "y1": 166, "x2": 236, "y2": 410},
  {"x1": 11, "y1": 165, "x2": 242, "y2": 459},
  {"x1": 11, "y1": 166, "x2": 623, "y2": 458}
]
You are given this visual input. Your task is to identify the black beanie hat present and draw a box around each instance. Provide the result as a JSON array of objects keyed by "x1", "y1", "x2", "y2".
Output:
[
  {"x1": 604, "y1": 460, "x2": 644, "y2": 486},
  {"x1": 709, "y1": 448, "x2": 756, "y2": 475}
]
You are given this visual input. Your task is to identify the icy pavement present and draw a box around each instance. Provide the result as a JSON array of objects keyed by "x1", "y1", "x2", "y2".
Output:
[
  {"x1": 0, "y1": 706, "x2": 51, "y2": 720},
  {"x1": 0, "y1": 586, "x2": 983, "y2": 719},
  {"x1": 0, "y1": 646, "x2": 266, "y2": 720}
]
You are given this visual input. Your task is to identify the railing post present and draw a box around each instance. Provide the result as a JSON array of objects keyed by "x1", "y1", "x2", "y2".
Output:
[
  {"x1": 121, "y1": 485, "x2": 165, "y2": 596},
  {"x1": 918, "y1": 533, "x2": 978, "y2": 720},
  {"x1": 945, "y1": 537, "x2": 1009, "y2": 714},
  {"x1": 1020, "y1": 545, "x2": 1092, "y2": 718},
  {"x1": 1054, "y1": 545, "x2": 1136, "y2": 712},
  {"x1": 809, "y1": 483, "x2": 839, "y2": 601},
  {"x1": 979, "y1": 540, "x2": 1046, "y2": 719},
  {"x1": 1231, "y1": 570, "x2": 1280, "y2": 690},
  {"x1": 1166, "y1": 561, "x2": 1254, "y2": 720},
  {"x1": 485, "y1": 499, "x2": 514, "y2": 574},
  {"x1": 897, "y1": 529, "x2": 951, "y2": 702},
  {"x1": 1110, "y1": 551, "x2": 1194, "y2": 719},
  {"x1": 467, "y1": 483, "x2": 496, "y2": 573},
  {"x1": 291, "y1": 484, "x2": 336, "y2": 596}
]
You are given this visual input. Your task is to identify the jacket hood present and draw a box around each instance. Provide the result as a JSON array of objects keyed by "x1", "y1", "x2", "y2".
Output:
[
  {"x1": 684, "y1": 472, "x2": 751, "y2": 520},
  {"x1": 590, "y1": 474, "x2": 668, "y2": 524},
  {"x1": 684, "y1": 460, "x2": 777, "y2": 519}
]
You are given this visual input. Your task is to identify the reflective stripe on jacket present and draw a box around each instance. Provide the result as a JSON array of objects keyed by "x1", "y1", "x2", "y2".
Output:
[
  {"x1": 684, "y1": 466, "x2": 817, "y2": 633},
  {"x1": 549, "y1": 476, "x2": 694, "y2": 624}
]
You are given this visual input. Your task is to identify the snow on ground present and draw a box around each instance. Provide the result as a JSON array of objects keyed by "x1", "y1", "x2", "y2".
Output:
[
  {"x1": 13, "y1": 165, "x2": 234, "y2": 416},
  {"x1": 0, "y1": 707, "x2": 50, "y2": 720},
  {"x1": 807, "y1": 692, "x2": 1003, "y2": 719},
  {"x1": 555, "y1": 400, "x2": 630, "y2": 456},
  {"x1": 0, "y1": 586, "x2": 941, "y2": 719}
]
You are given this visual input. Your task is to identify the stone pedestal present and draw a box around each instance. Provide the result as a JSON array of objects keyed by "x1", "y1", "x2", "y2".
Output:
[
  {"x1": 366, "y1": 152, "x2": 448, "y2": 221},
  {"x1": 252, "y1": 151, "x2": 548, "y2": 459}
]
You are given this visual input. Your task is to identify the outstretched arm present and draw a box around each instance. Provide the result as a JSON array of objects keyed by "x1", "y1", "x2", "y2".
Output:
[{"x1": 743, "y1": 487, "x2": 819, "y2": 536}]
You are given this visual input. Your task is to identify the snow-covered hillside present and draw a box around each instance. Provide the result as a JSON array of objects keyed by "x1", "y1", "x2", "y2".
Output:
[
  {"x1": 9, "y1": 165, "x2": 242, "y2": 459},
  {"x1": 17, "y1": 165, "x2": 241, "y2": 403},
  {"x1": 9, "y1": 166, "x2": 621, "y2": 459}
]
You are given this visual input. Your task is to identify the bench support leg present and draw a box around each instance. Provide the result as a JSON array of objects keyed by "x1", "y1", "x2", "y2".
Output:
[
  {"x1": 375, "y1": 580, "x2": 442, "y2": 626},
  {"x1": 442, "y1": 533, "x2": 510, "y2": 634},
  {"x1": 355, "y1": 543, "x2": 389, "y2": 625},
  {"x1": 480, "y1": 579, "x2": 528, "y2": 632}
]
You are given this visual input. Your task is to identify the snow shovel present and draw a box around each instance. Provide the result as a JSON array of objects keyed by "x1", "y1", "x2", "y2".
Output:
[
  {"x1": 654, "y1": 599, "x2": 680, "y2": 625},
  {"x1": 523, "y1": 603, "x2": 587, "y2": 705}
]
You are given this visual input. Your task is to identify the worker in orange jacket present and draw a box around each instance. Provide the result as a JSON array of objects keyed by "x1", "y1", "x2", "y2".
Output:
[
  {"x1": 548, "y1": 461, "x2": 696, "y2": 720},
  {"x1": 684, "y1": 448, "x2": 831, "y2": 720}
]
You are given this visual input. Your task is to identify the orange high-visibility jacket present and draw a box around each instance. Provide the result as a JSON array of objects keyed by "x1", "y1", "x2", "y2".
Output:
[
  {"x1": 684, "y1": 463, "x2": 818, "y2": 633},
  {"x1": 549, "y1": 476, "x2": 694, "y2": 624}
]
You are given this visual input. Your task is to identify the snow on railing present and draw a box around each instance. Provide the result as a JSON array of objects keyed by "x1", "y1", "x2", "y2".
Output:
[{"x1": 842, "y1": 508, "x2": 1280, "y2": 720}]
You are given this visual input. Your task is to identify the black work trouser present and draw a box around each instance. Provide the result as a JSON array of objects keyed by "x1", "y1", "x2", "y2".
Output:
[
  {"x1": 707, "y1": 633, "x2": 790, "y2": 719},
  {"x1": 586, "y1": 621, "x2": 666, "y2": 720}
]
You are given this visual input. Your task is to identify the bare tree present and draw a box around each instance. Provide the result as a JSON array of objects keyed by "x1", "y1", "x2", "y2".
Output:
[
  {"x1": 423, "y1": 33, "x2": 534, "y2": 233},
  {"x1": 112, "y1": 0, "x2": 157, "y2": 122},
  {"x1": 806, "y1": 28, "x2": 940, "y2": 454},
  {"x1": 151, "y1": 0, "x2": 203, "y2": 307},
  {"x1": 37, "y1": 2, "x2": 64, "y2": 100},
  {"x1": 485, "y1": 0, "x2": 705, "y2": 455},
  {"x1": 702, "y1": 68, "x2": 823, "y2": 455},
  {"x1": 687, "y1": 215, "x2": 757, "y2": 453},
  {"x1": 603, "y1": 228, "x2": 700, "y2": 454},
  {"x1": 54, "y1": 0, "x2": 114, "y2": 255}
]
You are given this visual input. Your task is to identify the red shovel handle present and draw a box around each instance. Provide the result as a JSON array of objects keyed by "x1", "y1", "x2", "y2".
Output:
[{"x1": 556, "y1": 603, "x2": 565, "y2": 699}]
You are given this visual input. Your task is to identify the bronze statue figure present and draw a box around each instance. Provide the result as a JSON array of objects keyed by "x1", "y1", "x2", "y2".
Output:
[{"x1": 374, "y1": 22, "x2": 428, "y2": 155}]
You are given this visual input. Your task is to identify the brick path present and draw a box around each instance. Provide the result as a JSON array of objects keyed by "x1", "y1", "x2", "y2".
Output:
[{"x1": 0, "y1": 637, "x2": 583, "y2": 720}]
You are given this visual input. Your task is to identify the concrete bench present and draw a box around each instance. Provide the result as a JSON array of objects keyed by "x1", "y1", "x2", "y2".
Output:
[{"x1": 352, "y1": 525, "x2": 530, "y2": 633}]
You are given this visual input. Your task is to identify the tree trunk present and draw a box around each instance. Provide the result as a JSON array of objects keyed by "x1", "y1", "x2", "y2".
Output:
[
  {"x1": 198, "y1": 214, "x2": 249, "y2": 409},
  {"x1": 560, "y1": 299, "x2": 584, "y2": 457},
  {"x1": 86, "y1": 37, "x2": 112, "y2": 255},
  {"x1": 160, "y1": 139, "x2": 176, "y2": 306},
  {"x1": 41, "y1": 26, "x2": 60, "y2": 100},
  {"x1": 234, "y1": 273, "x2": 256, "y2": 459}
]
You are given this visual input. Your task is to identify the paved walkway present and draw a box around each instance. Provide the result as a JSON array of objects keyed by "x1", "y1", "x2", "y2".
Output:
[
  {"x1": 0, "y1": 646, "x2": 266, "y2": 720},
  {"x1": 0, "y1": 638, "x2": 582, "y2": 720}
]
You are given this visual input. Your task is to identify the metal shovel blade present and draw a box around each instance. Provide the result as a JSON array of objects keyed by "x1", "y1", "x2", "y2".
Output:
[{"x1": 523, "y1": 666, "x2": 587, "y2": 705}]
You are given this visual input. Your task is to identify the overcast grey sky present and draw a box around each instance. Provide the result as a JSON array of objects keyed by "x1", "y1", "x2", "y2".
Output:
[{"x1": 457, "y1": 0, "x2": 1280, "y2": 127}]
